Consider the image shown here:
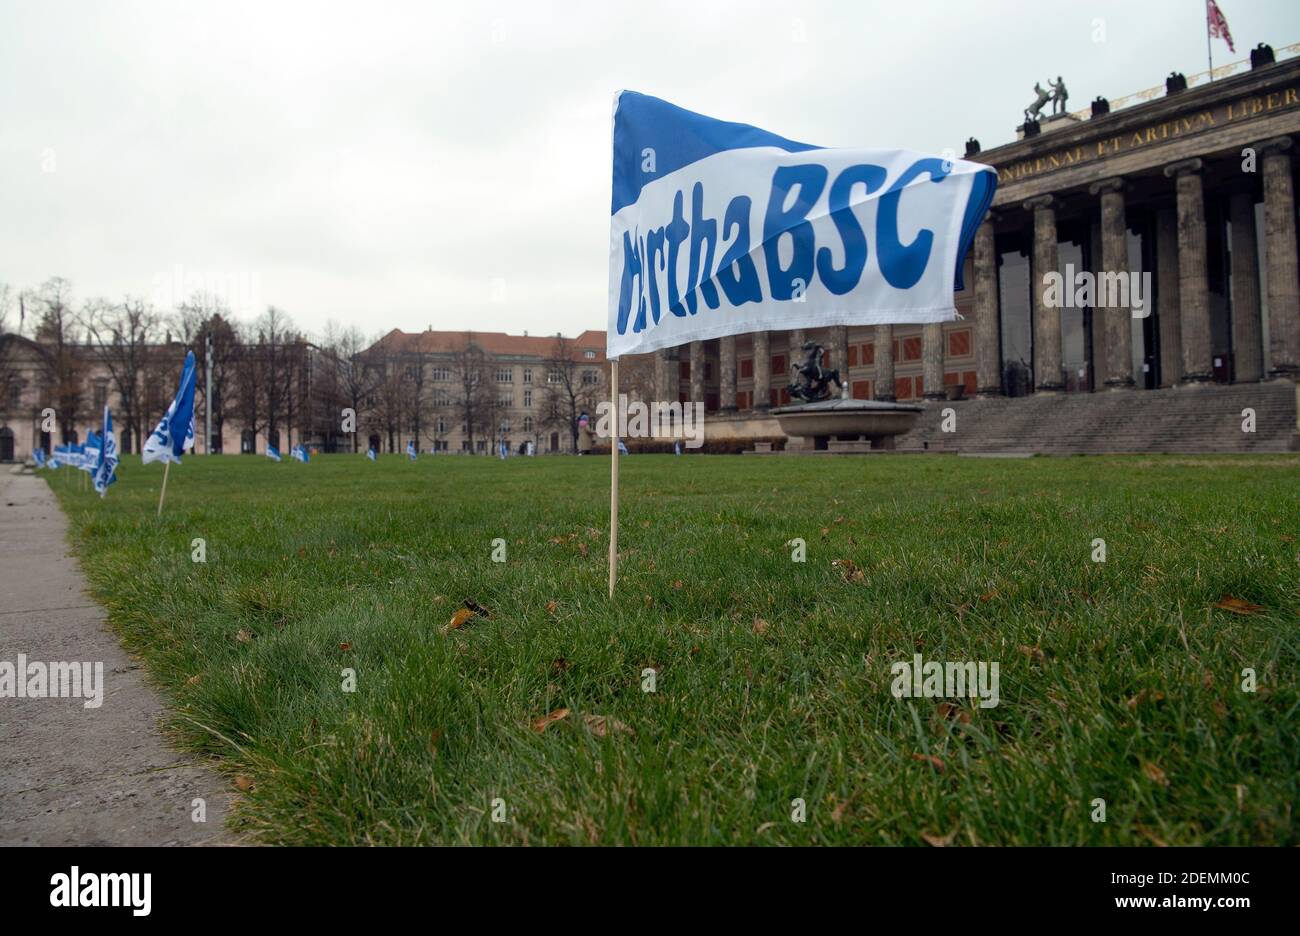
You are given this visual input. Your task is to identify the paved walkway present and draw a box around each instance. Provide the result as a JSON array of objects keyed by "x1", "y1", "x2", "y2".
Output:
[{"x1": 0, "y1": 469, "x2": 233, "y2": 845}]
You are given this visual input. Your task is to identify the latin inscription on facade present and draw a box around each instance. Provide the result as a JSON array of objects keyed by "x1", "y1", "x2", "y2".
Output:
[{"x1": 997, "y1": 85, "x2": 1299, "y2": 185}]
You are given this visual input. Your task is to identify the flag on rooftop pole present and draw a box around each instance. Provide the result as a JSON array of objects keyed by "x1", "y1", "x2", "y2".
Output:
[
  {"x1": 142, "y1": 349, "x2": 197, "y2": 517},
  {"x1": 406, "y1": 439, "x2": 417, "y2": 461},
  {"x1": 1206, "y1": 0, "x2": 1235, "y2": 77},
  {"x1": 93, "y1": 405, "x2": 119, "y2": 497},
  {"x1": 604, "y1": 91, "x2": 997, "y2": 595}
]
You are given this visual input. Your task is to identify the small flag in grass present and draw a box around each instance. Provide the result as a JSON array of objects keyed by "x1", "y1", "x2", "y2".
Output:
[
  {"x1": 143, "y1": 350, "x2": 197, "y2": 465},
  {"x1": 33, "y1": 448, "x2": 46, "y2": 468},
  {"x1": 266, "y1": 444, "x2": 281, "y2": 462},
  {"x1": 406, "y1": 439, "x2": 417, "y2": 461},
  {"x1": 367, "y1": 447, "x2": 377, "y2": 461},
  {"x1": 93, "y1": 405, "x2": 119, "y2": 497},
  {"x1": 291, "y1": 444, "x2": 309, "y2": 463}
]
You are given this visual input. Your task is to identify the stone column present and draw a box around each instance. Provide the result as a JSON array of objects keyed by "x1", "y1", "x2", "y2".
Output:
[
  {"x1": 719, "y1": 335, "x2": 738, "y2": 410},
  {"x1": 1228, "y1": 191, "x2": 1264, "y2": 383},
  {"x1": 829, "y1": 326, "x2": 849, "y2": 393},
  {"x1": 973, "y1": 218, "x2": 1002, "y2": 396},
  {"x1": 874, "y1": 324, "x2": 895, "y2": 401},
  {"x1": 1261, "y1": 137, "x2": 1300, "y2": 379},
  {"x1": 1164, "y1": 158, "x2": 1213, "y2": 382},
  {"x1": 922, "y1": 323, "x2": 945, "y2": 400},
  {"x1": 1155, "y1": 207, "x2": 1182, "y2": 386},
  {"x1": 689, "y1": 340, "x2": 705, "y2": 404},
  {"x1": 655, "y1": 348, "x2": 676, "y2": 402},
  {"x1": 1090, "y1": 178, "x2": 1134, "y2": 389},
  {"x1": 752, "y1": 331, "x2": 771, "y2": 409},
  {"x1": 1024, "y1": 195, "x2": 1063, "y2": 392}
]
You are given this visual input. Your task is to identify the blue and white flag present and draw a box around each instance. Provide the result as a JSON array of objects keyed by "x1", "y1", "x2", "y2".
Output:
[
  {"x1": 406, "y1": 439, "x2": 417, "y2": 461},
  {"x1": 142, "y1": 350, "x2": 197, "y2": 465},
  {"x1": 367, "y1": 447, "x2": 377, "y2": 462},
  {"x1": 80, "y1": 431, "x2": 101, "y2": 474},
  {"x1": 607, "y1": 92, "x2": 997, "y2": 358},
  {"x1": 291, "y1": 444, "x2": 309, "y2": 464},
  {"x1": 33, "y1": 448, "x2": 46, "y2": 468},
  {"x1": 266, "y1": 444, "x2": 282, "y2": 462},
  {"x1": 93, "y1": 405, "x2": 119, "y2": 497}
]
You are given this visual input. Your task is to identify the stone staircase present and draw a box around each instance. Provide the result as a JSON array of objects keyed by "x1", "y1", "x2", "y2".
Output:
[{"x1": 893, "y1": 382, "x2": 1300, "y2": 454}]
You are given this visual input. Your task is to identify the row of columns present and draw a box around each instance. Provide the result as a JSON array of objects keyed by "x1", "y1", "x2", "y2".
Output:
[
  {"x1": 1017, "y1": 135, "x2": 1299, "y2": 391},
  {"x1": 650, "y1": 133, "x2": 1298, "y2": 407}
]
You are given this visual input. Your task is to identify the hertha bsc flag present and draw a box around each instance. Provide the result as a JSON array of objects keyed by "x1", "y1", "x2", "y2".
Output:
[
  {"x1": 607, "y1": 92, "x2": 996, "y2": 358},
  {"x1": 143, "y1": 350, "x2": 197, "y2": 465}
]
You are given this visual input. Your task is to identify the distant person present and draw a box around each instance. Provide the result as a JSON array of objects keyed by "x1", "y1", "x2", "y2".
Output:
[{"x1": 577, "y1": 413, "x2": 594, "y2": 455}]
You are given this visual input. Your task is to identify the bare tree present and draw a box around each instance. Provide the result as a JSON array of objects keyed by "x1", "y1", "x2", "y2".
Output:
[
  {"x1": 31, "y1": 278, "x2": 86, "y2": 444},
  {"x1": 540, "y1": 333, "x2": 603, "y2": 452},
  {"x1": 175, "y1": 293, "x2": 238, "y2": 452},
  {"x1": 235, "y1": 321, "x2": 268, "y2": 451},
  {"x1": 322, "y1": 324, "x2": 380, "y2": 453},
  {"x1": 448, "y1": 335, "x2": 488, "y2": 453},
  {"x1": 81, "y1": 296, "x2": 160, "y2": 453}
]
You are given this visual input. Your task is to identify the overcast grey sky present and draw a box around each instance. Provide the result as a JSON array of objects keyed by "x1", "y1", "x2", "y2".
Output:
[{"x1": 2, "y1": 0, "x2": 1298, "y2": 341}]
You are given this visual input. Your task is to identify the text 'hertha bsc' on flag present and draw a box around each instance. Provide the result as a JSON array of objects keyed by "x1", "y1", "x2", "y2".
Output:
[{"x1": 606, "y1": 92, "x2": 996, "y2": 358}]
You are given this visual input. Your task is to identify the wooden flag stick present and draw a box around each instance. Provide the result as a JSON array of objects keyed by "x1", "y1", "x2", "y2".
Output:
[
  {"x1": 157, "y1": 461, "x2": 171, "y2": 518},
  {"x1": 608, "y1": 359, "x2": 620, "y2": 598}
]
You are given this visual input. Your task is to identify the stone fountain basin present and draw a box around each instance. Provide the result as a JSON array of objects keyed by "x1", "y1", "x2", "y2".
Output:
[{"x1": 770, "y1": 398, "x2": 923, "y2": 451}]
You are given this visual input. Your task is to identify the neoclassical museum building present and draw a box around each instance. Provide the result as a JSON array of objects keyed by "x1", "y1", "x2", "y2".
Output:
[{"x1": 658, "y1": 44, "x2": 1300, "y2": 450}]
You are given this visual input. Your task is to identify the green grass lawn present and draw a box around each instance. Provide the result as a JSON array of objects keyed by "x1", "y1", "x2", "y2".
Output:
[{"x1": 47, "y1": 452, "x2": 1299, "y2": 845}]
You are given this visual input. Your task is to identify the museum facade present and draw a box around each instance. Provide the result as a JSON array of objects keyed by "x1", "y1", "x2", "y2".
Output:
[{"x1": 658, "y1": 45, "x2": 1300, "y2": 416}]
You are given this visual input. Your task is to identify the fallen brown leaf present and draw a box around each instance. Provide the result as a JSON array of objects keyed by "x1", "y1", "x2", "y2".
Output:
[
  {"x1": 233, "y1": 776, "x2": 254, "y2": 792},
  {"x1": 911, "y1": 753, "x2": 945, "y2": 772},
  {"x1": 752, "y1": 617, "x2": 770, "y2": 636},
  {"x1": 339, "y1": 642, "x2": 352, "y2": 652},
  {"x1": 235, "y1": 629, "x2": 252, "y2": 644},
  {"x1": 531, "y1": 707, "x2": 570, "y2": 733},
  {"x1": 444, "y1": 607, "x2": 475, "y2": 633},
  {"x1": 936, "y1": 701, "x2": 972, "y2": 724},
  {"x1": 1141, "y1": 760, "x2": 1170, "y2": 787},
  {"x1": 921, "y1": 828, "x2": 957, "y2": 847},
  {"x1": 545, "y1": 600, "x2": 558, "y2": 614},
  {"x1": 1018, "y1": 644, "x2": 1046, "y2": 663},
  {"x1": 1126, "y1": 689, "x2": 1165, "y2": 711},
  {"x1": 1214, "y1": 596, "x2": 1264, "y2": 616},
  {"x1": 584, "y1": 714, "x2": 634, "y2": 737}
]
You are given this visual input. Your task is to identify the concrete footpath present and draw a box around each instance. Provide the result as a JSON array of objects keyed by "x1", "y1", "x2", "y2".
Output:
[{"x1": 0, "y1": 469, "x2": 233, "y2": 845}]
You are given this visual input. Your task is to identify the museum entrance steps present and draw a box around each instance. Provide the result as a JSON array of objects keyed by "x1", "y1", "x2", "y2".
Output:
[{"x1": 892, "y1": 381, "x2": 1299, "y2": 454}]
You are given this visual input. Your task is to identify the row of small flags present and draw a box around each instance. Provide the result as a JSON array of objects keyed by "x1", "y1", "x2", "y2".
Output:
[
  {"x1": 33, "y1": 403, "x2": 119, "y2": 497},
  {"x1": 34, "y1": 348, "x2": 527, "y2": 506}
]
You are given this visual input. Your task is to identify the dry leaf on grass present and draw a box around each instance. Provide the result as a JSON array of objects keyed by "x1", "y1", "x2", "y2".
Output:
[
  {"x1": 339, "y1": 642, "x2": 352, "y2": 652},
  {"x1": 233, "y1": 776, "x2": 254, "y2": 792},
  {"x1": 752, "y1": 617, "x2": 770, "y2": 636},
  {"x1": 1018, "y1": 645, "x2": 1046, "y2": 663},
  {"x1": 583, "y1": 714, "x2": 634, "y2": 738},
  {"x1": 911, "y1": 753, "x2": 945, "y2": 772},
  {"x1": 1213, "y1": 596, "x2": 1264, "y2": 616},
  {"x1": 235, "y1": 629, "x2": 252, "y2": 644},
  {"x1": 531, "y1": 707, "x2": 570, "y2": 733},
  {"x1": 921, "y1": 829, "x2": 958, "y2": 847},
  {"x1": 545, "y1": 600, "x2": 558, "y2": 614},
  {"x1": 935, "y1": 702, "x2": 972, "y2": 724},
  {"x1": 1126, "y1": 689, "x2": 1165, "y2": 711},
  {"x1": 442, "y1": 607, "x2": 475, "y2": 634},
  {"x1": 1141, "y1": 760, "x2": 1170, "y2": 787}
]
